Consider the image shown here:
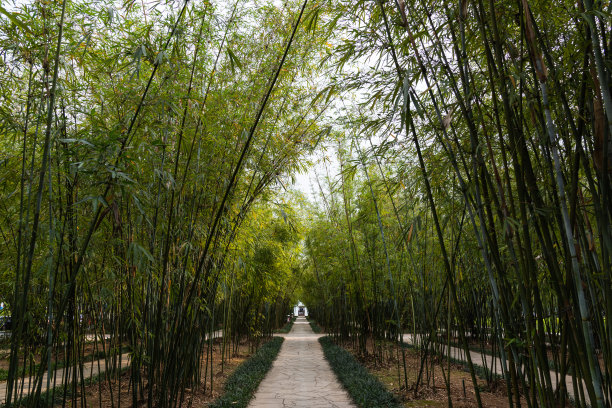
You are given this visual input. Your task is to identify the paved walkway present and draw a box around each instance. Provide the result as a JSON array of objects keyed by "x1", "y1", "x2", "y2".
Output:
[{"x1": 249, "y1": 317, "x2": 355, "y2": 408}]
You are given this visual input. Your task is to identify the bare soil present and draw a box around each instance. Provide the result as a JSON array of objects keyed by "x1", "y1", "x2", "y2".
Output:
[
  {"x1": 56, "y1": 337, "x2": 255, "y2": 407},
  {"x1": 340, "y1": 339, "x2": 528, "y2": 408}
]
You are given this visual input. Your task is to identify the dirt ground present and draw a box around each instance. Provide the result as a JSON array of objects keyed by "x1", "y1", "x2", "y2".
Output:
[
  {"x1": 340, "y1": 339, "x2": 528, "y2": 408},
  {"x1": 57, "y1": 337, "x2": 254, "y2": 407}
]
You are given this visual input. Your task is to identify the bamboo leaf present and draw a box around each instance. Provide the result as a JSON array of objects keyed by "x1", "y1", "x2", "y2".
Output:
[{"x1": 0, "y1": 5, "x2": 31, "y2": 33}]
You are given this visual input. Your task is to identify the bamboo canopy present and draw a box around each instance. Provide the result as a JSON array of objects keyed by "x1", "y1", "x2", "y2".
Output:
[{"x1": 0, "y1": 0, "x2": 611, "y2": 406}]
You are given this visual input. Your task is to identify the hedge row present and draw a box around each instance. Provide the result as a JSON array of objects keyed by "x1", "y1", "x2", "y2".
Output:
[
  {"x1": 209, "y1": 336, "x2": 284, "y2": 408},
  {"x1": 319, "y1": 336, "x2": 401, "y2": 408}
]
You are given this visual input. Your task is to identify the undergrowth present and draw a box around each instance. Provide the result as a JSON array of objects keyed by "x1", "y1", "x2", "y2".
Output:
[
  {"x1": 307, "y1": 318, "x2": 322, "y2": 334},
  {"x1": 319, "y1": 336, "x2": 401, "y2": 408},
  {"x1": 276, "y1": 317, "x2": 296, "y2": 333}
]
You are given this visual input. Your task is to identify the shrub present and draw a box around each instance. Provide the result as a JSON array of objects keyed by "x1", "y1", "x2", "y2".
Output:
[
  {"x1": 319, "y1": 336, "x2": 401, "y2": 408},
  {"x1": 276, "y1": 317, "x2": 296, "y2": 333},
  {"x1": 209, "y1": 337, "x2": 284, "y2": 408}
]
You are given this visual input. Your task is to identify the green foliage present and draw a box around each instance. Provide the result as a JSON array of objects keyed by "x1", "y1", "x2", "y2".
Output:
[
  {"x1": 2, "y1": 0, "x2": 612, "y2": 405},
  {"x1": 276, "y1": 316, "x2": 296, "y2": 333},
  {"x1": 301, "y1": 0, "x2": 612, "y2": 405},
  {"x1": 0, "y1": 0, "x2": 333, "y2": 404},
  {"x1": 209, "y1": 337, "x2": 284, "y2": 408},
  {"x1": 307, "y1": 318, "x2": 322, "y2": 334},
  {"x1": 319, "y1": 336, "x2": 400, "y2": 408}
]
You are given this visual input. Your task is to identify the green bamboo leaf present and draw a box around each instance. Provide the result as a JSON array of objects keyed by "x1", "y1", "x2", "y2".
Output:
[
  {"x1": 154, "y1": 50, "x2": 166, "y2": 65},
  {"x1": 58, "y1": 138, "x2": 95, "y2": 147},
  {"x1": 311, "y1": 126, "x2": 331, "y2": 151},
  {"x1": 0, "y1": 5, "x2": 31, "y2": 33},
  {"x1": 227, "y1": 47, "x2": 242, "y2": 72},
  {"x1": 304, "y1": 6, "x2": 320, "y2": 34}
]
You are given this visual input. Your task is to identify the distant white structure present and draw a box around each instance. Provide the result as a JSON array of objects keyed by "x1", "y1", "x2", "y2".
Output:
[{"x1": 293, "y1": 301, "x2": 308, "y2": 317}]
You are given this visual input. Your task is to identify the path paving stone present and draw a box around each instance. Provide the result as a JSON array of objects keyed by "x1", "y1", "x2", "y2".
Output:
[{"x1": 249, "y1": 317, "x2": 355, "y2": 408}]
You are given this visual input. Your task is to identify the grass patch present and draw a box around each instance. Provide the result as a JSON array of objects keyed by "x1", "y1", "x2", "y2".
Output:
[
  {"x1": 276, "y1": 317, "x2": 296, "y2": 333},
  {"x1": 319, "y1": 336, "x2": 401, "y2": 408},
  {"x1": 209, "y1": 336, "x2": 284, "y2": 408}
]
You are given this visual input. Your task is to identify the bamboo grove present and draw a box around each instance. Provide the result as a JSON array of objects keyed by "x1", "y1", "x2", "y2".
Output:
[
  {"x1": 300, "y1": 0, "x2": 612, "y2": 407},
  {"x1": 1, "y1": 0, "x2": 612, "y2": 407},
  {"x1": 0, "y1": 0, "x2": 327, "y2": 406}
]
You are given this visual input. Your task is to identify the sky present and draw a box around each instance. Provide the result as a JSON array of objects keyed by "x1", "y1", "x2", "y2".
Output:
[{"x1": 292, "y1": 165, "x2": 317, "y2": 197}]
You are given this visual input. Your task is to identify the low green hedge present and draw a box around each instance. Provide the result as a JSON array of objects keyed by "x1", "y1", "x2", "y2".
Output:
[
  {"x1": 209, "y1": 336, "x2": 284, "y2": 408},
  {"x1": 308, "y1": 319, "x2": 322, "y2": 334},
  {"x1": 276, "y1": 317, "x2": 296, "y2": 333},
  {"x1": 319, "y1": 336, "x2": 401, "y2": 408}
]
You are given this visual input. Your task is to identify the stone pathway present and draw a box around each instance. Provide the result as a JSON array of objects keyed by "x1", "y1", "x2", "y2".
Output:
[{"x1": 249, "y1": 317, "x2": 355, "y2": 408}]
